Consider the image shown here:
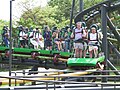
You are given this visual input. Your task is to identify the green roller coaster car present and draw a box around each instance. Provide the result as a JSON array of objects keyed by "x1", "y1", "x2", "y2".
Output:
[
  {"x1": 0, "y1": 46, "x2": 9, "y2": 53},
  {"x1": 67, "y1": 56, "x2": 105, "y2": 67},
  {"x1": 0, "y1": 46, "x2": 72, "y2": 59}
]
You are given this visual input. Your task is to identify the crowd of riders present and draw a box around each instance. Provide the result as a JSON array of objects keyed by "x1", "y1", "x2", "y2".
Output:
[{"x1": 1, "y1": 21, "x2": 103, "y2": 58}]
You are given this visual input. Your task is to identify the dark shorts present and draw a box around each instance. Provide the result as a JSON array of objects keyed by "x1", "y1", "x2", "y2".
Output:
[
  {"x1": 45, "y1": 40, "x2": 52, "y2": 47},
  {"x1": 20, "y1": 40, "x2": 25, "y2": 46}
]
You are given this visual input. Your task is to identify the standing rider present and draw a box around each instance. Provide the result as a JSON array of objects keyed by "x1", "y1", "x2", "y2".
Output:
[
  {"x1": 82, "y1": 22, "x2": 88, "y2": 58},
  {"x1": 29, "y1": 27, "x2": 44, "y2": 49},
  {"x1": 71, "y1": 22, "x2": 84, "y2": 58},
  {"x1": 88, "y1": 26, "x2": 99, "y2": 58},
  {"x1": 2, "y1": 26, "x2": 10, "y2": 47}
]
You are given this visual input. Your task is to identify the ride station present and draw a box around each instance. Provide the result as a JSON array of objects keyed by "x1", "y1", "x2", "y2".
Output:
[{"x1": 0, "y1": 0, "x2": 120, "y2": 90}]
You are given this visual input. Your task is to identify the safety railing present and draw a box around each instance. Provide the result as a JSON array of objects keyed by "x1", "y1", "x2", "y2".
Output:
[{"x1": 0, "y1": 70, "x2": 120, "y2": 90}]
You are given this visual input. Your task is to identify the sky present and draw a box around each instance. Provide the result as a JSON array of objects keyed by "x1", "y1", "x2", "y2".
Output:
[{"x1": 0, "y1": 0, "x2": 48, "y2": 21}]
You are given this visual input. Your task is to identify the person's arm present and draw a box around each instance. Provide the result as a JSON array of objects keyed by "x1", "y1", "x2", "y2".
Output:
[
  {"x1": 82, "y1": 30, "x2": 86, "y2": 38},
  {"x1": 52, "y1": 32, "x2": 56, "y2": 38},
  {"x1": 19, "y1": 32, "x2": 22, "y2": 37},
  {"x1": 71, "y1": 32, "x2": 74, "y2": 39},
  {"x1": 43, "y1": 32, "x2": 46, "y2": 38}
]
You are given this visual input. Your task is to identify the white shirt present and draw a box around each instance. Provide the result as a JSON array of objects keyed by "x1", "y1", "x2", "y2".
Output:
[
  {"x1": 33, "y1": 32, "x2": 42, "y2": 39},
  {"x1": 19, "y1": 31, "x2": 27, "y2": 40},
  {"x1": 89, "y1": 33, "x2": 98, "y2": 45},
  {"x1": 74, "y1": 28, "x2": 83, "y2": 40},
  {"x1": 89, "y1": 33, "x2": 97, "y2": 41}
]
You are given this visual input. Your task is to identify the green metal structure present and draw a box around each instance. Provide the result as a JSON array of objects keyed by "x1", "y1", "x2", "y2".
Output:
[
  {"x1": 0, "y1": 46, "x2": 105, "y2": 69},
  {"x1": 67, "y1": 56, "x2": 105, "y2": 67}
]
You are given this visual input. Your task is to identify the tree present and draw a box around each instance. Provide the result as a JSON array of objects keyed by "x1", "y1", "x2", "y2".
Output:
[
  {"x1": 17, "y1": 6, "x2": 59, "y2": 28},
  {"x1": 83, "y1": 0, "x2": 103, "y2": 9},
  {"x1": 17, "y1": 0, "x2": 110, "y2": 29},
  {"x1": 48, "y1": 0, "x2": 104, "y2": 25},
  {"x1": 48, "y1": 0, "x2": 72, "y2": 20},
  {"x1": 0, "y1": 20, "x2": 9, "y2": 30}
]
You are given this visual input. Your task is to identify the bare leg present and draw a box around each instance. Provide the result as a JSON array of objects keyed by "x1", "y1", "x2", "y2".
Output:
[
  {"x1": 59, "y1": 42, "x2": 62, "y2": 51},
  {"x1": 55, "y1": 41, "x2": 60, "y2": 50},
  {"x1": 94, "y1": 49, "x2": 98, "y2": 58},
  {"x1": 89, "y1": 50, "x2": 93, "y2": 58},
  {"x1": 58, "y1": 42, "x2": 61, "y2": 51},
  {"x1": 20, "y1": 45, "x2": 23, "y2": 48},
  {"x1": 83, "y1": 50, "x2": 87, "y2": 58},
  {"x1": 49, "y1": 46, "x2": 52, "y2": 50},
  {"x1": 34, "y1": 45, "x2": 38, "y2": 49},
  {"x1": 79, "y1": 49, "x2": 83, "y2": 58},
  {"x1": 75, "y1": 48, "x2": 79, "y2": 58}
]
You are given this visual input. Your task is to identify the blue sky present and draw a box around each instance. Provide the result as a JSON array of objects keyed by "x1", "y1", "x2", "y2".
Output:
[{"x1": 0, "y1": 0, "x2": 48, "y2": 21}]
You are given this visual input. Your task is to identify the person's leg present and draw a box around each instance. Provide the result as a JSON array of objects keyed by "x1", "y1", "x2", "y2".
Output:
[
  {"x1": 49, "y1": 41, "x2": 52, "y2": 50},
  {"x1": 38, "y1": 41, "x2": 44, "y2": 49},
  {"x1": 75, "y1": 48, "x2": 79, "y2": 58},
  {"x1": 79, "y1": 43, "x2": 83, "y2": 58},
  {"x1": 44, "y1": 40, "x2": 46, "y2": 50},
  {"x1": 20, "y1": 40, "x2": 23, "y2": 48},
  {"x1": 55, "y1": 41, "x2": 60, "y2": 50},
  {"x1": 83, "y1": 42, "x2": 87, "y2": 58},
  {"x1": 46, "y1": 41, "x2": 50, "y2": 50},
  {"x1": 34, "y1": 41, "x2": 39, "y2": 49},
  {"x1": 89, "y1": 46, "x2": 93, "y2": 58},
  {"x1": 75, "y1": 43, "x2": 80, "y2": 58},
  {"x1": 30, "y1": 39, "x2": 38, "y2": 49},
  {"x1": 79, "y1": 49, "x2": 83, "y2": 58},
  {"x1": 56, "y1": 41, "x2": 62, "y2": 51},
  {"x1": 83, "y1": 50, "x2": 87, "y2": 58},
  {"x1": 64, "y1": 41, "x2": 67, "y2": 52},
  {"x1": 4, "y1": 38, "x2": 9, "y2": 47},
  {"x1": 34, "y1": 45, "x2": 38, "y2": 49},
  {"x1": 49, "y1": 46, "x2": 52, "y2": 50},
  {"x1": 89, "y1": 51, "x2": 93, "y2": 58},
  {"x1": 68, "y1": 41, "x2": 70, "y2": 52},
  {"x1": 23, "y1": 40, "x2": 26, "y2": 48},
  {"x1": 93, "y1": 46, "x2": 98, "y2": 58},
  {"x1": 59, "y1": 41, "x2": 62, "y2": 51}
]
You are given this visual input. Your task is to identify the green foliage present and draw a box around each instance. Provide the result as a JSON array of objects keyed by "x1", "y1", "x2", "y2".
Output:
[
  {"x1": 0, "y1": 20, "x2": 9, "y2": 44},
  {"x1": 48, "y1": 0, "x2": 72, "y2": 20},
  {"x1": 84, "y1": 0, "x2": 103, "y2": 9},
  {"x1": 0, "y1": 20, "x2": 9, "y2": 30},
  {"x1": 17, "y1": 6, "x2": 59, "y2": 29},
  {"x1": 17, "y1": 0, "x2": 73, "y2": 29},
  {"x1": 17, "y1": 0, "x2": 110, "y2": 29}
]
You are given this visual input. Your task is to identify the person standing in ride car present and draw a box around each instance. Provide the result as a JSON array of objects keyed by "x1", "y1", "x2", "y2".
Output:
[
  {"x1": 29, "y1": 27, "x2": 44, "y2": 49},
  {"x1": 64, "y1": 27, "x2": 72, "y2": 52},
  {"x1": 19, "y1": 27, "x2": 27, "y2": 48},
  {"x1": 82, "y1": 22, "x2": 88, "y2": 58},
  {"x1": 2, "y1": 26, "x2": 10, "y2": 47},
  {"x1": 88, "y1": 27, "x2": 99, "y2": 58},
  {"x1": 71, "y1": 22, "x2": 84, "y2": 58},
  {"x1": 52, "y1": 29, "x2": 62, "y2": 51},
  {"x1": 35, "y1": 28, "x2": 44, "y2": 49},
  {"x1": 43, "y1": 26, "x2": 52, "y2": 50}
]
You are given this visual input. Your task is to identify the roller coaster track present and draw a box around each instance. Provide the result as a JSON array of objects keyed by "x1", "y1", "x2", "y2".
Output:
[
  {"x1": 74, "y1": 0, "x2": 120, "y2": 41},
  {"x1": 75, "y1": 0, "x2": 120, "y2": 42},
  {"x1": 74, "y1": 0, "x2": 120, "y2": 44},
  {"x1": 0, "y1": 1, "x2": 120, "y2": 89},
  {"x1": 74, "y1": 0, "x2": 120, "y2": 75},
  {"x1": 74, "y1": 0, "x2": 119, "y2": 23}
]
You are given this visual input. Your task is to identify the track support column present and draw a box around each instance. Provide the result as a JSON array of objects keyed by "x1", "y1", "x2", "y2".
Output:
[
  {"x1": 101, "y1": 4, "x2": 108, "y2": 82},
  {"x1": 79, "y1": 0, "x2": 84, "y2": 12},
  {"x1": 70, "y1": 0, "x2": 75, "y2": 28},
  {"x1": 9, "y1": 0, "x2": 14, "y2": 86}
]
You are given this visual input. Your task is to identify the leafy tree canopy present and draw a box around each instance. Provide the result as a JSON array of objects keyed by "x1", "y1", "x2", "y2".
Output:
[
  {"x1": 0, "y1": 20, "x2": 9, "y2": 30},
  {"x1": 17, "y1": 0, "x2": 117, "y2": 29}
]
